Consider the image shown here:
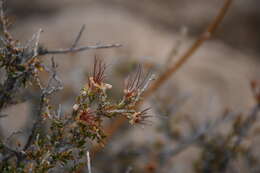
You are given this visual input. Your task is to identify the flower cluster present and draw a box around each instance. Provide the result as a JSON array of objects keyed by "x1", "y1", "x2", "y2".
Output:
[
  {"x1": 87, "y1": 57, "x2": 112, "y2": 93},
  {"x1": 0, "y1": 2, "x2": 153, "y2": 171},
  {"x1": 0, "y1": 54, "x2": 153, "y2": 172},
  {"x1": 128, "y1": 108, "x2": 151, "y2": 125},
  {"x1": 123, "y1": 65, "x2": 147, "y2": 101},
  {"x1": 71, "y1": 58, "x2": 153, "y2": 144}
]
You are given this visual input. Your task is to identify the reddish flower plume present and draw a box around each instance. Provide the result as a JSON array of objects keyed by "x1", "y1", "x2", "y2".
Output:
[
  {"x1": 77, "y1": 108, "x2": 98, "y2": 126},
  {"x1": 88, "y1": 57, "x2": 112, "y2": 91},
  {"x1": 129, "y1": 108, "x2": 151, "y2": 125},
  {"x1": 92, "y1": 57, "x2": 106, "y2": 85},
  {"x1": 124, "y1": 65, "x2": 148, "y2": 98}
]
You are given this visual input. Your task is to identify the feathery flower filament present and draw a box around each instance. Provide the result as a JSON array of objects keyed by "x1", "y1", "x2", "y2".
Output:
[
  {"x1": 88, "y1": 57, "x2": 112, "y2": 91},
  {"x1": 124, "y1": 65, "x2": 147, "y2": 99},
  {"x1": 129, "y1": 108, "x2": 151, "y2": 125},
  {"x1": 76, "y1": 108, "x2": 98, "y2": 127}
]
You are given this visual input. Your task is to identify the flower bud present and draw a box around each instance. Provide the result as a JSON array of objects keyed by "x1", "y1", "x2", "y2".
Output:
[
  {"x1": 104, "y1": 83, "x2": 112, "y2": 89},
  {"x1": 82, "y1": 90, "x2": 87, "y2": 96},
  {"x1": 73, "y1": 104, "x2": 79, "y2": 111}
]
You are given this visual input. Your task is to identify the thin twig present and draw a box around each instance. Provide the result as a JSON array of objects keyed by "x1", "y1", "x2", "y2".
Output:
[
  {"x1": 24, "y1": 31, "x2": 37, "y2": 49},
  {"x1": 87, "y1": 151, "x2": 92, "y2": 173},
  {"x1": 24, "y1": 58, "x2": 62, "y2": 151},
  {"x1": 72, "y1": 24, "x2": 86, "y2": 48},
  {"x1": 33, "y1": 29, "x2": 43, "y2": 57},
  {"x1": 38, "y1": 43, "x2": 122, "y2": 55},
  {"x1": 0, "y1": 0, "x2": 7, "y2": 34},
  {"x1": 36, "y1": 24, "x2": 121, "y2": 56}
]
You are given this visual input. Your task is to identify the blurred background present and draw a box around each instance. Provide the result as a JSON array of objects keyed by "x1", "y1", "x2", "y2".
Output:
[{"x1": 1, "y1": 0, "x2": 260, "y2": 172}]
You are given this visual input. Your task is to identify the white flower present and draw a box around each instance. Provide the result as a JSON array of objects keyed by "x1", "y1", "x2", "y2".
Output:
[
  {"x1": 104, "y1": 83, "x2": 112, "y2": 89},
  {"x1": 73, "y1": 104, "x2": 79, "y2": 111},
  {"x1": 82, "y1": 90, "x2": 87, "y2": 96}
]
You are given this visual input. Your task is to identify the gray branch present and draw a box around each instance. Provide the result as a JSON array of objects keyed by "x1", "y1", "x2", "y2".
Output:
[{"x1": 38, "y1": 43, "x2": 122, "y2": 55}]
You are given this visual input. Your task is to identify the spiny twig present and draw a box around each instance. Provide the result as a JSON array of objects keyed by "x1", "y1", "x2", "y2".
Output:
[{"x1": 24, "y1": 58, "x2": 63, "y2": 151}]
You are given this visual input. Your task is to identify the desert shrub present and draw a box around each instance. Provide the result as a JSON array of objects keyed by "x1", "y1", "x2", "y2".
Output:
[
  {"x1": 0, "y1": 1, "x2": 154, "y2": 171},
  {"x1": 1, "y1": 0, "x2": 260, "y2": 172}
]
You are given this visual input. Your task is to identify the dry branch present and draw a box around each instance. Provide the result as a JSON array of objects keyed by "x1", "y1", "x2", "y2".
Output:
[{"x1": 39, "y1": 43, "x2": 122, "y2": 55}]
